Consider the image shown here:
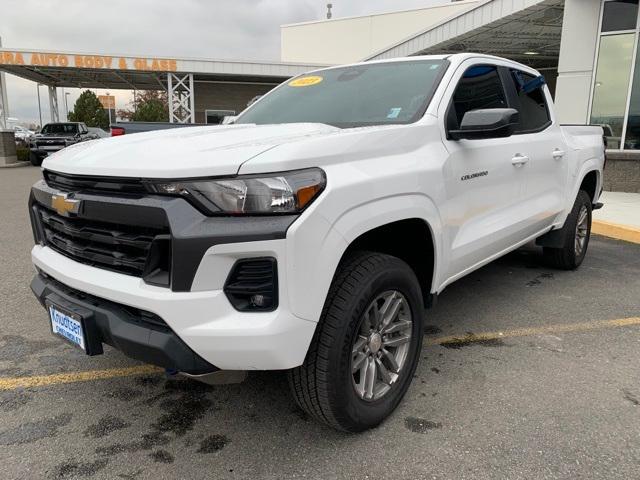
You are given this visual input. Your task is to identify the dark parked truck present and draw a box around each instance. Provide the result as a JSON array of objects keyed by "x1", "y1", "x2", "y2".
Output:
[{"x1": 28, "y1": 122, "x2": 98, "y2": 166}]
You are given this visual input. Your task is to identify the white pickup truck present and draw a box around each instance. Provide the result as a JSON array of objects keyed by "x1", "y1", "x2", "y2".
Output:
[{"x1": 29, "y1": 54, "x2": 604, "y2": 432}]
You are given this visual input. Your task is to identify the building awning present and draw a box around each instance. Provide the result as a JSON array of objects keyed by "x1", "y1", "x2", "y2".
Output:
[
  {"x1": 0, "y1": 49, "x2": 326, "y2": 89},
  {"x1": 367, "y1": 0, "x2": 564, "y2": 70},
  {"x1": 0, "y1": 49, "x2": 327, "y2": 125}
]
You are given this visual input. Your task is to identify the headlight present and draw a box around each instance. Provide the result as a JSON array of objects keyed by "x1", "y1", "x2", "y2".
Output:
[{"x1": 149, "y1": 168, "x2": 326, "y2": 215}]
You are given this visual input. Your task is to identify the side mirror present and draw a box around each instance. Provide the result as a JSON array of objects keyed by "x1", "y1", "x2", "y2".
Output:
[{"x1": 449, "y1": 108, "x2": 519, "y2": 140}]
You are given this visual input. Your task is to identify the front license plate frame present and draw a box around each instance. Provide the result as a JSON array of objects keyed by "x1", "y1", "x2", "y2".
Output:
[{"x1": 47, "y1": 301, "x2": 87, "y2": 351}]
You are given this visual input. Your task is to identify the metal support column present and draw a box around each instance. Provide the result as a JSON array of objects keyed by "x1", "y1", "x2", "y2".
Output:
[
  {"x1": 48, "y1": 86, "x2": 59, "y2": 122},
  {"x1": 0, "y1": 37, "x2": 9, "y2": 130},
  {"x1": 167, "y1": 73, "x2": 195, "y2": 124},
  {"x1": 0, "y1": 71, "x2": 8, "y2": 130}
]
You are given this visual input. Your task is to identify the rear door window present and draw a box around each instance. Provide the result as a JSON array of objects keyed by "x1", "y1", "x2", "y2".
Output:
[{"x1": 509, "y1": 71, "x2": 552, "y2": 133}]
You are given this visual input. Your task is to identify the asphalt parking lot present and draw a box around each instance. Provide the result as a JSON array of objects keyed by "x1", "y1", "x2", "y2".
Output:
[{"x1": 1, "y1": 167, "x2": 639, "y2": 480}]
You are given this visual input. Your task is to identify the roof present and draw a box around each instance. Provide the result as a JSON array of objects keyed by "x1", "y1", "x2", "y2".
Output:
[
  {"x1": 0, "y1": 48, "x2": 327, "y2": 89},
  {"x1": 366, "y1": 0, "x2": 564, "y2": 69}
]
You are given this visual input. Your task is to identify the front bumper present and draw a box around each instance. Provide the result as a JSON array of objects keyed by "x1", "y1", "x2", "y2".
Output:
[
  {"x1": 31, "y1": 148, "x2": 64, "y2": 158},
  {"x1": 31, "y1": 244, "x2": 317, "y2": 370},
  {"x1": 31, "y1": 272, "x2": 216, "y2": 374}
]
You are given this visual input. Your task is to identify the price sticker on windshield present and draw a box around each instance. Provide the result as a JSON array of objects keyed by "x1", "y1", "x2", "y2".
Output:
[{"x1": 289, "y1": 75, "x2": 323, "y2": 87}]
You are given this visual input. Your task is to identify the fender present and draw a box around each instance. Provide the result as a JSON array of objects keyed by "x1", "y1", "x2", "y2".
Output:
[
  {"x1": 285, "y1": 193, "x2": 443, "y2": 322},
  {"x1": 552, "y1": 160, "x2": 602, "y2": 230},
  {"x1": 538, "y1": 164, "x2": 601, "y2": 248}
]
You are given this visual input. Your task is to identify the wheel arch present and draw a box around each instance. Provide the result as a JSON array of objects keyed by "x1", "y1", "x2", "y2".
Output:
[
  {"x1": 579, "y1": 169, "x2": 599, "y2": 203},
  {"x1": 340, "y1": 218, "x2": 436, "y2": 307},
  {"x1": 286, "y1": 194, "x2": 443, "y2": 322},
  {"x1": 288, "y1": 194, "x2": 443, "y2": 325}
]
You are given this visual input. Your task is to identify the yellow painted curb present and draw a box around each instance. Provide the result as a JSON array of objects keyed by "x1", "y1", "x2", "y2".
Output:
[{"x1": 592, "y1": 220, "x2": 640, "y2": 244}]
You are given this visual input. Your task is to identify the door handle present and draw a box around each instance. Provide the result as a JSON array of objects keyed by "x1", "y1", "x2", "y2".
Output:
[
  {"x1": 511, "y1": 154, "x2": 529, "y2": 166},
  {"x1": 552, "y1": 149, "x2": 565, "y2": 160}
]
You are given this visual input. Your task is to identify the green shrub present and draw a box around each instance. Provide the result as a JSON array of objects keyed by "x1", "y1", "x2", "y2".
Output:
[{"x1": 16, "y1": 147, "x2": 29, "y2": 162}]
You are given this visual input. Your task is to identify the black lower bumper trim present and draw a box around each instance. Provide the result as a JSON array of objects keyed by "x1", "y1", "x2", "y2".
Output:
[{"x1": 30, "y1": 273, "x2": 218, "y2": 375}]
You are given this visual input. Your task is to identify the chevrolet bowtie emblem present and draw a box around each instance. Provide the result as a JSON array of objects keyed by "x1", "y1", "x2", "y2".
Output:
[{"x1": 51, "y1": 194, "x2": 80, "y2": 216}]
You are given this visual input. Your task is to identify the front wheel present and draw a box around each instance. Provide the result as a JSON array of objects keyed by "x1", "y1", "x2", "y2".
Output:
[
  {"x1": 288, "y1": 251, "x2": 424, "y2": 432},
  {"x1": 29, "y1": 151, "x2": 42, "y2": 166},
  {"x1": 544, "y1": 190, "x2": 592, "y2": 270}
]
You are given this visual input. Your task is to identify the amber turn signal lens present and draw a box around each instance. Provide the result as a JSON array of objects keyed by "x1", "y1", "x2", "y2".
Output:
[{"x1": 296, "y1": 184, "x2": 322, "y2": 209}]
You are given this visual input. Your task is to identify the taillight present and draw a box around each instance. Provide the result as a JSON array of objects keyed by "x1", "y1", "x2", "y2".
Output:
[{"x1": 111, "y1": 127, "x2": 125, "y2": 136}]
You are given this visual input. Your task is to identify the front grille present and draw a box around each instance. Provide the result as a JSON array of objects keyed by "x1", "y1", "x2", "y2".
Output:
[
  {"x1": 36, "y1": 205, "x2": 170, "y2": 279},
  {"x1": 44, "y1": 170, "x2": 147, "y2": 195},
  {"x1": 37, "y1": 140, "x2": 66, "y2": 147}
]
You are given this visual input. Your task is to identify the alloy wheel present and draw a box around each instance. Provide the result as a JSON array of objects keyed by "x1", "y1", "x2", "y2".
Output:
[{"x1": 351, "y1": 290, "x2": 413, "y2": 401}]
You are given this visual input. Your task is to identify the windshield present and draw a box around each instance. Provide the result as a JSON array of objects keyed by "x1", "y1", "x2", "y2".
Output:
[
  {"x1": 236, "y1": 60, "x2": 448, "y2": 128},
  {"x1": 41, "y1": 123, "x2": 79, "y2": 135}
]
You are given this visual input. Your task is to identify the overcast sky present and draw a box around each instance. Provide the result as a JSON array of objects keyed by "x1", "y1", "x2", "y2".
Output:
[{"x1": 1, "y1": 0, "x2": 448, "y2": 126}]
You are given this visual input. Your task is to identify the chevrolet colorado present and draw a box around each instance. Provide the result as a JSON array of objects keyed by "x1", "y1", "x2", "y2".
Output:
[{"x1": 28, "y1": 54, "x2": 605, "y2": 432}]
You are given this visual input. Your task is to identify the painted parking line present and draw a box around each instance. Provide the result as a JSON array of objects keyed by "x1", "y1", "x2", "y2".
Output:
[
  {"x1": 427, "y1": 317, "x2": 640, "y2": 347},
  {"x1": 0, "y1": 317, "x2": 639, "y2": 392},
  {"x1": 0, "y1": 364, "x2": 161, "y2": 391}
]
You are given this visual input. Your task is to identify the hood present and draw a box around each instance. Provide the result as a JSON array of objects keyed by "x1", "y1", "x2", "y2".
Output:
[{"x1": 42, "y1": 123, "x2": 340, "y2": 178}]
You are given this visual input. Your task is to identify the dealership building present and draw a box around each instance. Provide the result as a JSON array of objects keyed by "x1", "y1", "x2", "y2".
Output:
[{"x1": 1, "y1": 0, "x2": 639, "y2": 191}]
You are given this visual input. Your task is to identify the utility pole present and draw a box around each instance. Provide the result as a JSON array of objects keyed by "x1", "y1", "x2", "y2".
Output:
[
  {"x1": 0, "y1": 37, "x2": 9, "y2": 130},
  {"x1": 105, "y1": 91, "x2": 112, "y2": 125},
  {"x1": 36, "y1": 84, "x2": 43, "y2": 128},
  {"x1": 64, "y1": 92, "x2": 70, "y2": 121}
]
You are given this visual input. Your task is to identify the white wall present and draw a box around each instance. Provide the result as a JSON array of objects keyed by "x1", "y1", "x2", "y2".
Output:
[
  {"x1": 280, "y1": 1, "x2": 480, "y2": 64},
  {"x1": 554, "y1": 0, "x2": 602, "y2": 124}
]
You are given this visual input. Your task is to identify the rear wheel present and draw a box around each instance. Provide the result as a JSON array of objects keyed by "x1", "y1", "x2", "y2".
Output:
[
  {"x1": 288, "y1": 251, "x2": 424, "y2": 432},
  {"x1": 543, "y1": 190, "x2": 592, "y2": 270}
]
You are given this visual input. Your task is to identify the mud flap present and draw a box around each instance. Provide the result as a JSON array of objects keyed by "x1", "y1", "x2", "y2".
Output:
[{"x1": 535, "y1": 226, "x2": 569, "y2": 249}]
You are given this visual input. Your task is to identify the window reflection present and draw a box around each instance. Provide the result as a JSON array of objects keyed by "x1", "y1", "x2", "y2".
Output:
[
  {"x1": 590, "y1": 33, "x2": 635, "y2": 149},
  {"x1": 624, "y1": 37, "x2": 640, "y2": 149},
  {"x1": 602, "y1": 0, "x2": 639, "y2": 32}
]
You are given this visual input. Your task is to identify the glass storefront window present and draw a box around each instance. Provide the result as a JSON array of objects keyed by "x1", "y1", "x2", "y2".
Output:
[
  {"x1": 602, "y1": 0, "x2": 639, "y2": 32},
  {"x1": 590, "y1": 33, "x2": 635, "y2": 149},
  {"x1": 624, "y1": 37, "x2": 640, "y2": 149}
]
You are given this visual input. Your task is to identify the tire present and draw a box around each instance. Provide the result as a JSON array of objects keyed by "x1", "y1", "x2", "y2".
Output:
[
  {"x1": 288, "y1": 251, "x2": 424, "y2": 432},
  {"x1": 29, "y1": 151, "x2": 42, "y2": 166},
  {"x1": 543, "y1": 190, "x2": 592, "y2": 270}
]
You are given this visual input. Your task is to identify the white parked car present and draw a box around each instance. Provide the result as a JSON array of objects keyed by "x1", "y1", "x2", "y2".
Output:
[
  {"x1": 28, "y1": 54, "x2": 605, "y2": 431},
  {"x1": 13, "y1": 125, "x2": 35, "y2": 142}
]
